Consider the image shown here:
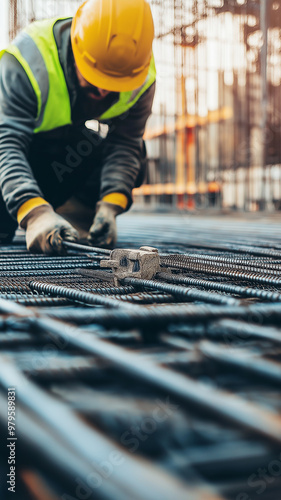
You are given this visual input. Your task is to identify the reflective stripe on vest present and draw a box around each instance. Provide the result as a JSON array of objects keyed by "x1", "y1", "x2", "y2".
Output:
[
  {"x1": 0, "y1": 17, "x2": 156, "y2": 133},
  {"x1": 99, "y1": 54, "x2": 156, "y2": 121}
]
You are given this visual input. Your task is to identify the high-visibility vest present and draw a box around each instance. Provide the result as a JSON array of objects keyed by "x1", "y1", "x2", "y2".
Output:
[{"x1": 0, "y1": 17, "x2": 156, "y2": 134}]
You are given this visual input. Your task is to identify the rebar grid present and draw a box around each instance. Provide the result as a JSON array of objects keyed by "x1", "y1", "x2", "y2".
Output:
[{"x1": 1, "y1": 215, "x2": 281, "y2": 500}]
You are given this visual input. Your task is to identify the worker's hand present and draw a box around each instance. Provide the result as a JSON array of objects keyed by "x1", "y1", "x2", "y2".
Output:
[
  {"x1": 21, "y1": 205, "x2": 79, "y2": 255},
  {"x1": 88, "y1": 201, "x2": 123, "y2": 249}
]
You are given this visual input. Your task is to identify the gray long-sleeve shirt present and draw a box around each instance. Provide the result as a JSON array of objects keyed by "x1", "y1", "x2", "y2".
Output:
[{"x1": 0, "y1": 19, "x2": 155, "y2": 219}]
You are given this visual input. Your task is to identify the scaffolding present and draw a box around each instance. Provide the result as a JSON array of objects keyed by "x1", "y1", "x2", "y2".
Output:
[
  {"x1": 7, "y1": 0, "x2": 281, "y2": 211},
  {"x1": 144, "y1": 0, "x2": 281, "y2": 211}
]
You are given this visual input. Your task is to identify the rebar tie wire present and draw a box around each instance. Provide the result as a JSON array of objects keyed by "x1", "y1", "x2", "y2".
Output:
[{"x1": 63, "y1": 240, "x2": 111, "y2": 255}]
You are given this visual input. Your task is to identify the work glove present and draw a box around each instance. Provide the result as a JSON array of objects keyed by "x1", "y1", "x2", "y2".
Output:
[
  {"x1": 20, "y1": 204, "x2": 79, "y2": 255},
  {"x1": 87, "y1": 201, "x2": 123, "y2": 249}
]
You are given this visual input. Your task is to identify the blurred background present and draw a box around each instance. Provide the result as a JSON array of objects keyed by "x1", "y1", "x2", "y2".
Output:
[{"x1": 1, "y1": 0, "x2": 281, "y2": 212}]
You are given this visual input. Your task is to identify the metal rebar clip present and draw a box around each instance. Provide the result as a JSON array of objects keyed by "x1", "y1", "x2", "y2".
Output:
[{"x1": 100, "y1": 246, "x2": 161, "y2": 285}]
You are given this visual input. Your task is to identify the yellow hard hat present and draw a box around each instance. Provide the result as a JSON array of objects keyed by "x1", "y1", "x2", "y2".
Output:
[{"x1": 71, "y1": 0, "x2": 154, "y2": 92}]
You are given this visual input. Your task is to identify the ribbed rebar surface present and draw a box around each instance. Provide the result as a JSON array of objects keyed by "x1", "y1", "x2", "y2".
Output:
[{"x1": 2, "y1": 214, "x2": 281, "y2": 500}]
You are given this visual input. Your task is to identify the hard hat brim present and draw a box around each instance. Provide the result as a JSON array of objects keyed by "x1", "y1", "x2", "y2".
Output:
[{"x1": 73, "y1": 42, "x2": 150, "y2": 93}]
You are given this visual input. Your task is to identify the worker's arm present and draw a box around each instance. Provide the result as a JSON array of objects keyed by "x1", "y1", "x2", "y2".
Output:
[
  {"x1": 0, "y1": 53, "x2": 78, "y2": 253},
  {"x1": 0, "y1": 53, "x2": 46, "y2": 218},
  {"x1": 100, "y1": 82, "x2": 156, "y2": 210},
  {"x1": 88, "y1": 82, "x2": 155, "y2": 248}
]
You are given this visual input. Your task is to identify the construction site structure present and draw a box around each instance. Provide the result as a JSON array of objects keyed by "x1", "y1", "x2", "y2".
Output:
[{"x1": 5, "y1": 0, "x2": 281, "y2": 211}]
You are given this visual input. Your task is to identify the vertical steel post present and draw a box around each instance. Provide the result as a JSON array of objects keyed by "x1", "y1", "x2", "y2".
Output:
[
  {"x1": 260, "y1": 0, "x2": 268, "y2": 210},
  {"x1": 174, "y1": 0, "x2": 186, "y2": 209},
  {"x1": 9, "y1": 0, "x2": 18, "y2": 41}
]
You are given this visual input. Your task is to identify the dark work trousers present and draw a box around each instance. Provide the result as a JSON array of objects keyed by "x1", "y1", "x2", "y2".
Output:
[{"x1": 0, "y1": 125, "x2": 147, "y2": 243}]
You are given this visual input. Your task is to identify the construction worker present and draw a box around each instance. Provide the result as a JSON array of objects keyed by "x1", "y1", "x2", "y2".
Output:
[{"x1": 0, "y1": 0, "x2": 155, "y2": 254}]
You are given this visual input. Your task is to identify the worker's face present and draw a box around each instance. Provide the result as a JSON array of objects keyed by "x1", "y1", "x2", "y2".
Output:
[{"x1": 75, "y1": 65, "x2": 110, "y2": 100}]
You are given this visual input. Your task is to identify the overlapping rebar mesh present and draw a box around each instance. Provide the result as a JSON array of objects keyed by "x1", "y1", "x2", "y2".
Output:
[{"x1": 1, "y1": 215, "x2": 281, "y2": 499}]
